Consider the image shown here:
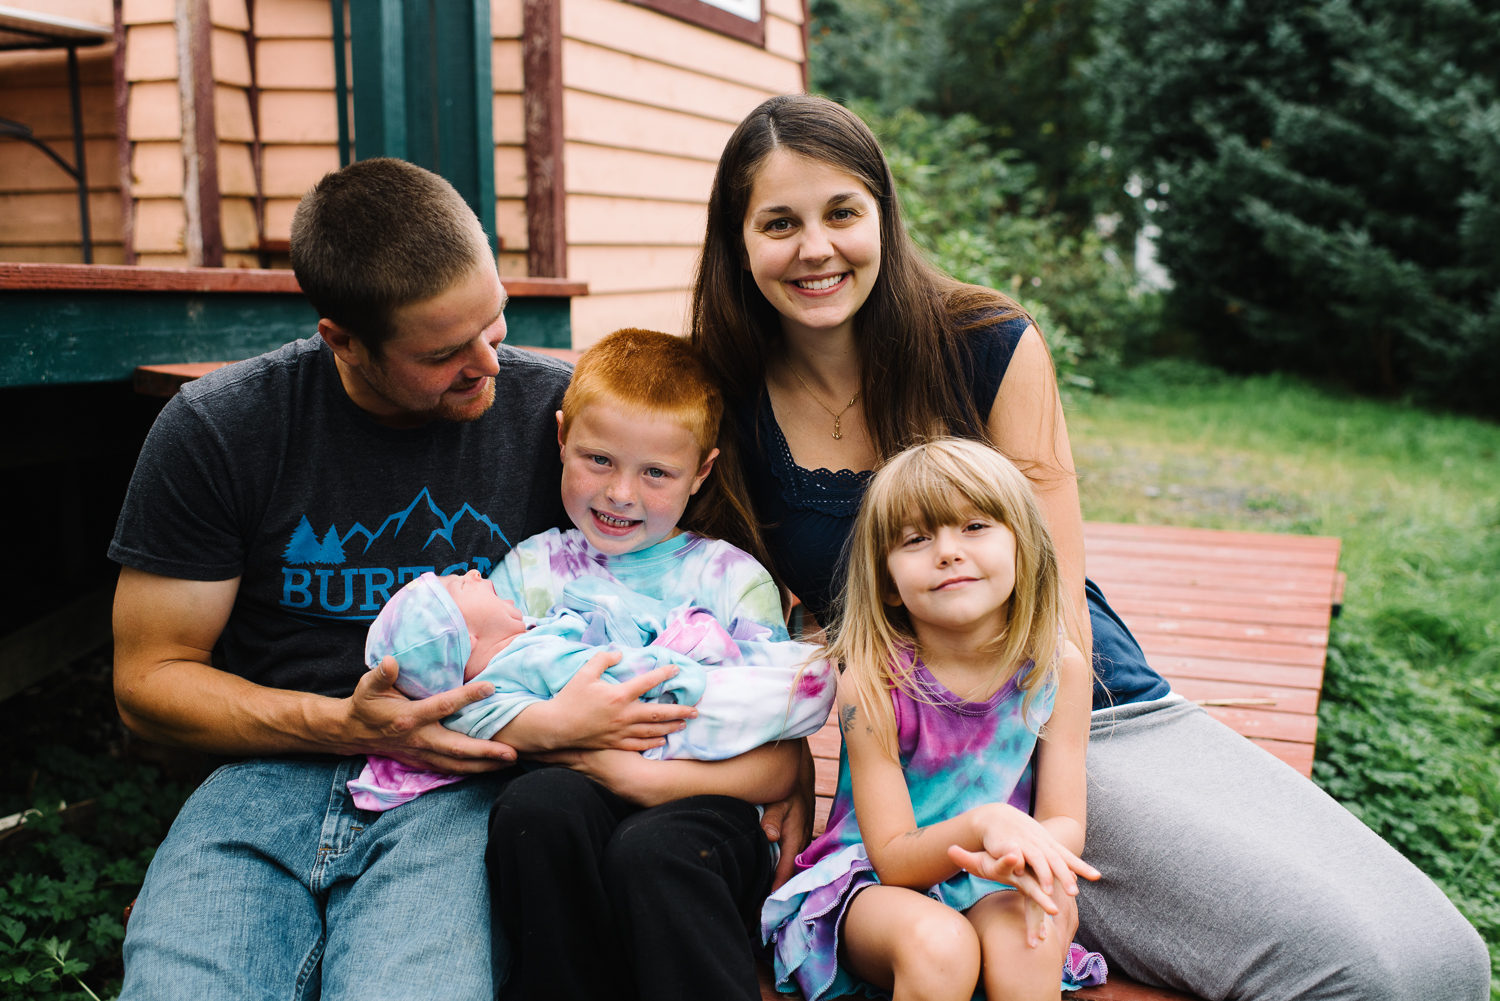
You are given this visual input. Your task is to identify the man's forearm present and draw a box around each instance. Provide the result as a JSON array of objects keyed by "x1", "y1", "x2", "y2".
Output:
[
  {"x1": 112, "y1": 566, "x2": 513, "y2": 773},
  {"x1": 116, "y1": 657, "x2": 351, "y2": 756}
]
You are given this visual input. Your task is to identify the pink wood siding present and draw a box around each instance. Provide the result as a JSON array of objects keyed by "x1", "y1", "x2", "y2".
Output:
[
  {"x1": 493, "y1": 0, "x2": 527, "y2": 276},
  {"x1": 255, "y1": 0, "x2": 340, "y2": 267},
  {"x1": 210, "y1": 0, "x2": 259, "y2": 267},
  {"x1": 0, "y1": 1, "x2": 122, "y2": 263},
  {"x1": 122, "y1": 2, "x2": 184, "y2": 264},
  {"x1": 558, "y1": 0, "x2": 804, "y2": 346}
]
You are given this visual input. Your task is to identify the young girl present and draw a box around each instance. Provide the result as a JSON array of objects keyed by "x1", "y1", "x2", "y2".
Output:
[{"x1": 763, "y1": 439, "x2": 1104, "y2": 1001}]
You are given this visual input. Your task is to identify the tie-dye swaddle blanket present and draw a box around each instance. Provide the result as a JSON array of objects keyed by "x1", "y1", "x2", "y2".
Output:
[{"x1": 348, "y1": 573, "x2": 833, "y2": 811}]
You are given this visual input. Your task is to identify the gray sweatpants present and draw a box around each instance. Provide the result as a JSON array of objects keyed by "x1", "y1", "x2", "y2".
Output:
[{"x1": 1077, "y1": 696, "x2": 1491, "y2": 1001}]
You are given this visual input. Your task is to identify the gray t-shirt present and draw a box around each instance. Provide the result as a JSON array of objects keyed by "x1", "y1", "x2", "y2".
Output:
[{"x1": 109, "y1": 337, "x2": 572, "y2": 698}]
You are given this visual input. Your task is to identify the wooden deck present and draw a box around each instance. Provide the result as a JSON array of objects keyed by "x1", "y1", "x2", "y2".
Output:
[{"x1": 773, "y1": 521, "x2": 1343, "y2": 1001}]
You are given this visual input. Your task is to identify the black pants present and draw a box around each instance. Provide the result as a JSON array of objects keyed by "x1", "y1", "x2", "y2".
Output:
[{"x1": 486, "y1": 766, "x2": 774, "y2": 1001}]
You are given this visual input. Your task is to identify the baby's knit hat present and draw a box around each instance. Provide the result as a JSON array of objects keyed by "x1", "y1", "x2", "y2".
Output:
[{"x1": 364, "y1": 572, "x2": 470, "y2": 700}]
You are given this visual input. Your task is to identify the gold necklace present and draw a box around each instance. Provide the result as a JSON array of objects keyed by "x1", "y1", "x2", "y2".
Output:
[{"x1": 786, "y1": 359, "x2": 860, "y2": 440}]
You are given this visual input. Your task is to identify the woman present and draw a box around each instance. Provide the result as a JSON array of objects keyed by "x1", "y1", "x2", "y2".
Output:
[{"x1": 690, "y1": 94, "x2": 1489, "y2": 1001}]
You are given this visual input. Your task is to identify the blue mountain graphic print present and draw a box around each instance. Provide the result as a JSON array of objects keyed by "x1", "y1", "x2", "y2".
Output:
[
  {"x1": 282, "y1": 489, "x2": 511, "y2": 566},
  {"x1": 279, "y1": 490, "x2": 513, "y2": 621},
  {"x1": 317, "y1": 526, "x2": 346, "y2": 564},
  {"x1": 283, "y1": 516, "x2": 321, "y2": 563}
]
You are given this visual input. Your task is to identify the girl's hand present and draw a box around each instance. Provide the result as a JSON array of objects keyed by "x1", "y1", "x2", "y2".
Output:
[
  {"x1": 1023, "y1": 889, "x2": 1053, "y2": 949},
  {"x1": 1016, "y1": 870, "x2": 1073, "y2": 949},
  {"x1": 947, "y1": 844, "x2": 1063, "y2": 938},
  {"x1": 957, "y1": 803, "x2": 1100, "y2": 903}
]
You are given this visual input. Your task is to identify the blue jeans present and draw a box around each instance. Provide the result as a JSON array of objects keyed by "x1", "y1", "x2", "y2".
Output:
[{"x1": 120, "y1": 756, "x2": 509, "y2": 1001}]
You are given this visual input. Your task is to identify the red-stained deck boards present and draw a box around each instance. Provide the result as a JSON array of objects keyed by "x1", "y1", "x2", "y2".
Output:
[{"x1": 771, "y1": 522, "x2": 1342, "y2": 1001}]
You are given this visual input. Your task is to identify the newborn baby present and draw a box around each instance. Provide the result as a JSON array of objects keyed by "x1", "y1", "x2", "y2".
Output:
[{"x1": 349, "y1": 570, "x2": 834, "y2": 811}]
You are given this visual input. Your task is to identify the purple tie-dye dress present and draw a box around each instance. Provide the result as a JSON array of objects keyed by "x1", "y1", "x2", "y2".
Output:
[{"x1": 762, "y1": 652, "x2": 1096, "y2": 1000}]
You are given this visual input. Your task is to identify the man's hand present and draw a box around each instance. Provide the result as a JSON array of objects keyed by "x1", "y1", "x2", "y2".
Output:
[
  {"x1": 494, "y1": 651, "x2": 697, "y2": 753},
  {"x1": 113, "y1": 567, "x2": 517, "y2": 763},
  {"x1": 341, "y1": 656, "x2": 516, "y2": 773},
  {"x1": 761, "y1": 739, "x2": 815, "y2": 889}
]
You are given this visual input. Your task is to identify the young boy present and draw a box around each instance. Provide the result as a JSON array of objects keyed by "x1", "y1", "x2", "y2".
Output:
[{"x1": 349, "y1": 329, "x2": 830, "y2": 810}]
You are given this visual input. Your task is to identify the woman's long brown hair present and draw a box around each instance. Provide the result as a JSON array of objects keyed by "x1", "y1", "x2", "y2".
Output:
[{"x1": 689, "y1": 95, "x2": 1030, "y2": 460}]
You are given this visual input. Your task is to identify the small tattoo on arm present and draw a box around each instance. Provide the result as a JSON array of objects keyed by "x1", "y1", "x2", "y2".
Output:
[
  {"x1": 902, "y1": 827, "x2": 929, "y2": 840},
  {"x1": 839, "y1": 703, "x2": 857, "y2": 735}
]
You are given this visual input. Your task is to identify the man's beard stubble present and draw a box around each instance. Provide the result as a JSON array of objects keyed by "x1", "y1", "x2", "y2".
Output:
[{"x1": 362, "y1": 361, "x2": 497, "y2": 424}]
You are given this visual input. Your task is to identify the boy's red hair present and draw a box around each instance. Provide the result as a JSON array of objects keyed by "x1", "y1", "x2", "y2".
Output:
[{"x1": 560, "y1": 329, "x2": 722, "y2": 459}]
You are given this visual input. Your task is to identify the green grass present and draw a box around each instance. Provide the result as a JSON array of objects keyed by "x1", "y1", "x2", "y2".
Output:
[{"x1": 1069, "y1": 361, "x2": 1500, "y2": 995}]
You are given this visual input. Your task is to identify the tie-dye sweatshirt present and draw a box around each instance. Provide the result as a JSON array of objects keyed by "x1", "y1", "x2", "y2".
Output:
[{"x1": 489, "y1": 527, "x2": 787, "y2": 640}]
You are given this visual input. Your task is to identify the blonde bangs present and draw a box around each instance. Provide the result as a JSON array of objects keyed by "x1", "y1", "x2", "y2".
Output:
[{"x1": 865, "y1": 444, "x2": 1026, "y2": 548}]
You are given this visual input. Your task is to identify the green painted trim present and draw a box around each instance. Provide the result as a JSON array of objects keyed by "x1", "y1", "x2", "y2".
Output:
[
  {"x1": 1, "y1": 290, "x2": 573, "y2": 386},
  {"x1": 503, "y1": 297, "x2": 572, "y2": 349},
  {"x1": 348, "y1": 0, "x2": 494, "y2": 251},
  {"x1": 332, "y1": 0, "x2": 351, "y2": 167},
  {"x1": 378, "y1": 0, "x2": 406, "y2": 160},
  {"x1": 471, "y1": 0, "x2": 496, "y2": 252},
  {"x1": 349, "y1": 0, "x2": 405, "y2": 161}
]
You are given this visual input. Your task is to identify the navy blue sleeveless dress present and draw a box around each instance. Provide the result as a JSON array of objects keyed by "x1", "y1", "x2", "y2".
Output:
[{"x1": 727, "y1": 316, "x2": 1169, "y2": 710}]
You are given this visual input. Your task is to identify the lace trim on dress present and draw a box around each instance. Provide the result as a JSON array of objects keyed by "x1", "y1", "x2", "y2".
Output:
[{"x1": 758, "y1": 402, "x2": 873, "y2": 517}]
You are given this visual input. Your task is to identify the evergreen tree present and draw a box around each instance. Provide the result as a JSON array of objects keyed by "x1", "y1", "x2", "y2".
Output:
[
  {"x1": 1091, "y1": 0, "x2": 1500, "y2": 410},
  {"x1": 316, "y1": 525, "x2": 346, "y2": 565},
  {"x1": 283, "y1": 516, "x2": 321, "y2": 564},
  {"x1": 808, "y1": 0, "x2": 1119, "y2": 223}
]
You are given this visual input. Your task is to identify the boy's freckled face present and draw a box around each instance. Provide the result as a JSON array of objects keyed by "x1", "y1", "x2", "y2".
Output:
[
  {"x1": 558, "y1": 401, "x2": 718, "y2": 556},
  {"x1": 440, "y1": 570, "x2": 527, "y2": 680}
]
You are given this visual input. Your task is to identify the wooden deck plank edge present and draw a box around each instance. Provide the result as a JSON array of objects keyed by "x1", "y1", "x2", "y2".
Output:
[
  {"x1": 0, "y1": 262, "x2": 590, "y2": 297},
  {"x1": 1143, "y1": 656, "x2": 1324, "y2": 689},
  {"x1": 1132, "y1": 634, "x2": 1329, "y2": 668},
  {"x1": 1084, "y1": 539, "x2": 1341, "y2": 569},
  {"x1": 1083, "y1": 521, "x2": 1341, "y2": 551}
]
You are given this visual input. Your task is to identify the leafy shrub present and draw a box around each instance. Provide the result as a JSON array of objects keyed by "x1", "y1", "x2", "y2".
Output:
[
  {"x1": 1317, "y1": 620, "x2": 1500, "y2": 992},
  {"x1": 0, "y1": 746, "x2": 190, "y2": 1000},
  {"x1": 1, "y1": 651, "x2": 194, "y2": 1001},
  {"x1": 808, "y1": 0, "x2": 1112, "y2": 222},
  {"x1": 857, "y1": 104, "x2": 1163, "y2": 378}
]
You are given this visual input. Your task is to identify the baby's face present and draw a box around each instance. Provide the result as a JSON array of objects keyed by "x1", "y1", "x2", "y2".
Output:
[
  {"x1": 556, "y1": 399, "x2": 717, "y2": 556},
  {"x1": 440, "y1": 571, "x2": 527, "y2": 680}
]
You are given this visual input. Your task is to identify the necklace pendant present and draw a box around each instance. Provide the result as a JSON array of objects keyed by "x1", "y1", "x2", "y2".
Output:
[{"x1": 832, "y1": 416, "x2": 842, "y2": 440}]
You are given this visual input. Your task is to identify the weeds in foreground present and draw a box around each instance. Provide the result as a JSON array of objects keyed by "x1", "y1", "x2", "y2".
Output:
[{"x1": 0, "y1": 656, "x2": 193, "y2": 1000}]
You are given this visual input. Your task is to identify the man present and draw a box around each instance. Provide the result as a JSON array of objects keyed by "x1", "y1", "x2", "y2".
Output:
[{"x1": 110, "y1": 159, "x2": 704, "y2": 999}]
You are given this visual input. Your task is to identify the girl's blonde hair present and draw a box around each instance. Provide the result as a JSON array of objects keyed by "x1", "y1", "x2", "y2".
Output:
[{"x1": 826, "y1": 439, "x2": 1064, "y2": 758}]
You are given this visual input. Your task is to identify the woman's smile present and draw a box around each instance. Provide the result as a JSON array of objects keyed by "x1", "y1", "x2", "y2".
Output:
[{"x1": 789, "y1": 272, "x2": 850, "y2": 294}]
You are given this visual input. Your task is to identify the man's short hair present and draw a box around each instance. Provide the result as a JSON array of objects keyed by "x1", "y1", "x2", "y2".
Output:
[
  {"x1": 290, "y1": 158, "x2": 490, "y2": 352},
  {"x1": 560, "y1": 329, "x2": 723, "y2": 460}
]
